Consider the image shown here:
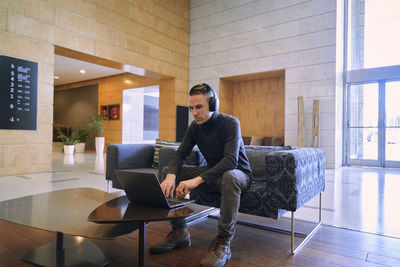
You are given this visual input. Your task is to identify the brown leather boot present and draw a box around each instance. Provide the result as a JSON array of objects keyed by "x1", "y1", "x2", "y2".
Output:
[
  {"x1": 200, "y1": 236, "x2": 231, "y2": 267},
  {"x1": 149, "y1": 227, "x2": 191, "y2": 254}
]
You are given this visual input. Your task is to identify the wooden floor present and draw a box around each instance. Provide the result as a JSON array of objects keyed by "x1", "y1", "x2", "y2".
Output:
[{"x1": 1, "y1": 217, "x2": 400, "y2": 267}]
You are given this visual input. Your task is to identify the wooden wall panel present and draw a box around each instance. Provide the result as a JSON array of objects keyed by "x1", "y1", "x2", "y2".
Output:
[
  {"x1": 159, "y1": 78, "x2": 176, "y2": 141},
  {"x1": 220, "y1": 75, "x2": 285, "y2": 139},
  {"x1": 219, "y1": 79, "x2": 233, "y2": 115}
]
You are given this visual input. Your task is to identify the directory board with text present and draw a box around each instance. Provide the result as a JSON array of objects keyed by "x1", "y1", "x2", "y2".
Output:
[{"x1": 0, "y1": 55, "x2": 38, "y2": 130}]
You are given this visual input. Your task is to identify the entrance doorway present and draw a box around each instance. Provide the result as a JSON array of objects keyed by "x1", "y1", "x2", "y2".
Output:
[{"x1": 122, "y1": 85, "x2": 159, "y2": 144}]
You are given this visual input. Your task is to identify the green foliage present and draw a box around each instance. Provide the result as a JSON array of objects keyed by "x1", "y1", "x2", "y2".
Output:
[
  {"x1": 74, "y1": 127, "x2": 89, "y2": 143},
  {"x1": 87, "y1": 115, "x2": 105, "y2": 137},
  {"x1": 55, "y1": 127, "x2": 78, "y2": 145}
]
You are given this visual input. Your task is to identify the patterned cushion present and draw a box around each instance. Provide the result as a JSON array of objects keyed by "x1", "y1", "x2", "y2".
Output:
[{"x1": 152, "y1": 139, "x2": 180, "y2": 168}]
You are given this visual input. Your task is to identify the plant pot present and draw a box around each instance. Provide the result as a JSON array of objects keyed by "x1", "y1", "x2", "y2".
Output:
[
  {"x1": 75, "y1": 143, "x2": 86, "y2": 153},
  {"x1": 64, "y1": 145, "x2": 75, "y2": 155},
  {"x1": 95, "y1": 137, "x2": 105, "y2": 154}
]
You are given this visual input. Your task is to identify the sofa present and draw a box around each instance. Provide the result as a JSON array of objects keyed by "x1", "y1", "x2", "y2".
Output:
[
  {"x1": 106, "y1": 144, "x2": 325, "y2": 217},
  {"x1": 106, "y1": 143, "x2": 325, "y2": 254}
]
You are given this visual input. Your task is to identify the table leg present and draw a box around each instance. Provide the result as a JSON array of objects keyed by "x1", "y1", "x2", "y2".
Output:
[
  {"x1": 56, "y1": 232, "x2": 65, "y2": 265},
  {"x1": 139, "y1": 221, "x2": 146, "y2": 267},
  {"x1": 56, "y1": 232, "x2": 65, "y2": 250}
]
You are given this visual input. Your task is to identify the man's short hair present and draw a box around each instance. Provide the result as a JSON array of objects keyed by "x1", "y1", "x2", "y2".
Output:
[
  {"x1": 189, "y1": 83, "x2": 218, "y2": 111},
  {"x1": 189, "y1": 83, "x2": 214, "y2": 98}
]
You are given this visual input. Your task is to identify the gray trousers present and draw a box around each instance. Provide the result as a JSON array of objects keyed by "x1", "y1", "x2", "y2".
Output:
[{"x1": 163, "y1": 166, "x2": 250, "y2": 241}]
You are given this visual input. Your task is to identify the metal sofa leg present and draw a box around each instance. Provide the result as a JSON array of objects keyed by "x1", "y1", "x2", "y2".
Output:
[
  {"x1": 208, "y1": 192, "x2": 322, "y2": 255},
  {"x1": 291, "y1": 192, "x2": 322, "y2": 254}
]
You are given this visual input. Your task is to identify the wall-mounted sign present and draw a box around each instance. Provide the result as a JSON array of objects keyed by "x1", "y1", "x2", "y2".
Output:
[{"x1": 0, "y1": 55, "x2": 38, "y2": 130}]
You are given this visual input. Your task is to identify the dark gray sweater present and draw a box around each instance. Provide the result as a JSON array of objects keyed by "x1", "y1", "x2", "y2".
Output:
[{"x1": 168, "y1": 112, "x2": 252, "y2": 184}]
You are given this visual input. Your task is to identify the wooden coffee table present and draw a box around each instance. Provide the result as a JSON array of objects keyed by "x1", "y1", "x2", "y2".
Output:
[
  {"x1": 88, "y1": 195, "x2": 194, "y2": 267},
  {"x1": 0, "y1": 188, "x2": 140, "y2": 267}
]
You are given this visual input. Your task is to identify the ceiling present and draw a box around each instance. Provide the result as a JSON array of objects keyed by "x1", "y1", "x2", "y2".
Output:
[{"x1": 54, "y1": 55, "x2": 125, "y2": 86}]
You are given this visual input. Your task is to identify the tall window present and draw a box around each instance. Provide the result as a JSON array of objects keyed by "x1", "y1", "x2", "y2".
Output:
[
  {"x1": 347, "y1": 0, "x2": 400, "y2": 70},
  {"x1": 122, "y1": 85, "x2": 159, "y2": 144},
  {"x1": 344, "y1": 0, "x2": 400, "y2": 167}
]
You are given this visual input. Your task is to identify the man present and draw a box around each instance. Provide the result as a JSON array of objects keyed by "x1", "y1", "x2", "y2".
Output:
[{"x1": 149, "y1": 83, "x2": 252, "y2": 267}]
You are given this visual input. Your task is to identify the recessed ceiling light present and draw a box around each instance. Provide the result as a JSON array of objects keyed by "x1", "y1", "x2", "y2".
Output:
[
  {"x1": 54, "y1": 76, "x2": 59, "y2": 79},
  {"x1": 80, "y1": 69, "x2": 86, "y2": 74}
]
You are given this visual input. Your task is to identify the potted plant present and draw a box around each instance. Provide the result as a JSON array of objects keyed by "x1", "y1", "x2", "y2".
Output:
[
  {"x1": 73, "y1": 128, "x2": 89, "y2": 153},
  {"x1": 87, "y1": 115, "x2": 105, "y2": 154},
  {"x1": 55, "y1": 127, "x2": 78, "y2": 155}
]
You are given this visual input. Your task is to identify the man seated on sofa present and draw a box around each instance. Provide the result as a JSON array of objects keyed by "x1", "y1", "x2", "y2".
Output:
[{"x1": 149, "y1": 83, "x2": 253, "y2": 267}]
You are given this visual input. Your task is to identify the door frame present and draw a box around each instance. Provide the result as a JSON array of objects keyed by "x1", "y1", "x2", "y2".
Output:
[
  {"x1": 383, "y1": 79, "x2": 400, "y2": 168},
  {"x1": 345, "y1": 81, "x2": 381, "y2": 167}
]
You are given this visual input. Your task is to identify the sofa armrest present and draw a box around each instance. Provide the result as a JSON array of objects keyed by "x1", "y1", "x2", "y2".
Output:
[
  {"x1": 106, "y1": 144, "x2": 155, "y2": 187},
  {"x1": 265, "y1": 148, "x2": 325, "y2": 212}
]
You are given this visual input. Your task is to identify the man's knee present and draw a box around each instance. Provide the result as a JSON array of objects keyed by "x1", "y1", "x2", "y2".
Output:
[
  {"x1": 221, "y1": 170, "x2": 240, "y2": 190},
  {"x1": 221, "y1": 170, "x2": 249, "y2": 192}
]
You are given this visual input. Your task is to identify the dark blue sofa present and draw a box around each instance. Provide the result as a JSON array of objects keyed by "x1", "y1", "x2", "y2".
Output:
[
  {"x1": 106, "y1": 143, "x2": 325, "y2": 254},
  {"x1": 106, "y1": 144, "x2": 325, "y2": 218}
]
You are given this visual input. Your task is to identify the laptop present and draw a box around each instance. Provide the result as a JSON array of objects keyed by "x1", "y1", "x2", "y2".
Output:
[{"x1": 115, "y1": 170, "x2": 194, "y2": 209}]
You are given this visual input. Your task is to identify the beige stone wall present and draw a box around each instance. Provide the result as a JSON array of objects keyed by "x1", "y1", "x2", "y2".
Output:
[
  {"x1": 0, "y1": 0, "x2": 189, "y2": 175},
  {"x1": 189, "y1": 0, "x2": 337, "y2": 168}
]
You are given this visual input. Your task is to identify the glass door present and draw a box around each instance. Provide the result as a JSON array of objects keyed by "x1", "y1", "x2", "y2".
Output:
[
  {"x1": 385, "y1": 81, "x2": 400, "y2": 167},
  {"x1": 347, "y1": 83, "x2": 381, "y2": 166},
  {"x1": 346, "y1": 80, "x2": 400, "y2": 167}
]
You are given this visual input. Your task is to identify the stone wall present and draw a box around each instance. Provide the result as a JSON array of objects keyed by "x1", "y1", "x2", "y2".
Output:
[
  {"x1": 189, "y1": 0, "x2": 337, "y2": 167},
  {"x1": 0, "y1": 0, "x2": 190, "y2": 175}
]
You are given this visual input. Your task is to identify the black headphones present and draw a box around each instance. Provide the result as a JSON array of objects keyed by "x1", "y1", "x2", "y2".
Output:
[{"x1": 189, "y1": 83, "x2": 219, "y2": 112}]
